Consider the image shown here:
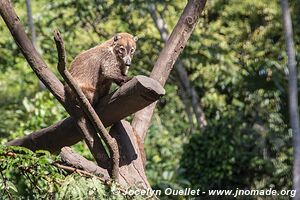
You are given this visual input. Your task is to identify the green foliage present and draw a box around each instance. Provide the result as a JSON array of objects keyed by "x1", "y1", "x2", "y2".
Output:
[
  {"x1": 58, "y1": 175, "x2": 144, "y2": 200},
  {"x1": 0, "y1": 91, "x2": 68, "y2": 145},
  {"x1": 0, "y1": 146, "x2": 144, "y2": 199},
  {"x1": 0, "y1": 146, "x2": 64, "y2": 199},
  {"x1": 145, "y1": 84, "x2": 191, "y2": 191},
  {"x1": 180, "y1": 0, "x2": 294, "y2": 192}
]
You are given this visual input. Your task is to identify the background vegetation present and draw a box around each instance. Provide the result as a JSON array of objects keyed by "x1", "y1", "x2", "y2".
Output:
[{"x1": 0, "y1": 0, "x2": 299, "y2": 199}]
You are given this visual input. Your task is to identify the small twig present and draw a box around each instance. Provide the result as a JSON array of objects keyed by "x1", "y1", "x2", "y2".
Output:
[
  {"x1": 53, "y1": 163, "x2": 105, "y2": 181},
  {"x1": 0, "y1": 152, "x2": 17, "y2": 157},
  {"x1": 20, "y1": 168, "x2": 42, "y2": 193},
  {"x1": 53, "y1": 30, "x2": 120, "y2": 181}
]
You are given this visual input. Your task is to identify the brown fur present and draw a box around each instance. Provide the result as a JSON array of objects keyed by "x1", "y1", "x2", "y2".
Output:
[{"x1": 67, "y1": 32, "x2": 137, "y2": 105}]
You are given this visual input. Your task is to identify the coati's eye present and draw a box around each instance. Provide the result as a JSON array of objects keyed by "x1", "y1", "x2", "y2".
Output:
[
  {"x1": 119, "y1": 46, "x2": 125, "y2": 54},
  {"x1": 131, "y1": 48, "x2": 135, "y2": 54}
]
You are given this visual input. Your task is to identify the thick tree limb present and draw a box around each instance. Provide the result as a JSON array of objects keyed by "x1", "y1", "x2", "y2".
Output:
[
  {"x1": 175, "y1": 61, "x2": 208, "y2": 130},
  {"x1": 176, "y1": 74, "x2": 195, "y2": 131},
  {"x1": 0, "y1": 0, "x2": 65, "y2": 104},
  {"x1": 148, "y1": 4, "x2": 207, "y2": 131},
  {"x1": 54, "y1": 30, "x2": 119, "y2": 180},
  {"x1": 59, "y1": 147, "x2": 110, "y2": 181},
  {"x1": 7, "y1": 76, "x2": 165, "y2": 152},
  {"x1": 132, "y1": 0, "x2": 207, "y2": 140},
  {"x1": 74, "y1": 117, "x2": 110, "y2": 169}
]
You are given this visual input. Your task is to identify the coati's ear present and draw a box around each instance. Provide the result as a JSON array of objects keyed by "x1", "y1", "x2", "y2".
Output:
[
  {"x1": 114, "y1": 34, "x2": 121, "y2": 42},
  {"x1": 133, "y1": 36, "x2": 138, "y2": 42}
]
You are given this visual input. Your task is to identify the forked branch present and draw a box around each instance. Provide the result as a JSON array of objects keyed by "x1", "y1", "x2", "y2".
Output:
[{"x1": 53, "y1": 30, "x2": 120, "y2": 180}]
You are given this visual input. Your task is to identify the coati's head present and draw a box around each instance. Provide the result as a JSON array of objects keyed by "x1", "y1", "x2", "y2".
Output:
[{"x1": 113, "y1": 33, "x2": 138, "y2": 75}]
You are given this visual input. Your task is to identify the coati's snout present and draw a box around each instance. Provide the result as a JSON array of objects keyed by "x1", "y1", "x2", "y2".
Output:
[
  {"x1": 113, "y1": 32, "x2": 138, "y2": 75},
  {"x1": 124, "y1": 57, "x2": 131, "y2": 67}
]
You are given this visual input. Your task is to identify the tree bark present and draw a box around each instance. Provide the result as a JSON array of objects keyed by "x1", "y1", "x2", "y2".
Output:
[
  {"x1": 59, "y1": 147, "x2": 110, "y2": 181},
  {"x1": 148, "y1": 4, "x2": 207, "y2": 131},
  {"x1": 132, "y1": 0, "x2": 207, "y2": 140},
  {"x1": 109, "y1": 121, "x2": 150, "y2": 188},
  {"x1": 7, "y1": 76, "x2": 165, "y2": 152},
  {"x1": 280, "y1": 0, "x2": 300, "y2": 199}
]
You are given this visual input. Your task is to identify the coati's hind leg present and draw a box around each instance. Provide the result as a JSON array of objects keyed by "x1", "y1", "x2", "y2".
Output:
[
  {"x1": 80, "y1": 85, "x2": 98, "y2": 105},
  {"x1": 65, "y1": 83, "x2": 98, "y2": 106}
]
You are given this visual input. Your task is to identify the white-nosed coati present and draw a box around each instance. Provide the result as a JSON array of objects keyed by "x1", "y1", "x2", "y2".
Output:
[
  {"x1": 68, "y1": 32, "x2": 138, "y2": 105},
  {"x1": 67, "y1": 33, "x2": 146, "y2": 166}
]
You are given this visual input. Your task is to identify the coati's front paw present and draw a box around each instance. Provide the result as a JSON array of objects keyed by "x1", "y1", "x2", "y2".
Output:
[
  {"x1": 123, "y1": 76, "x2": 132, "y2": 83},
  {"x1": 115, "y1": 76, "x2": 132, "y2": 86}
]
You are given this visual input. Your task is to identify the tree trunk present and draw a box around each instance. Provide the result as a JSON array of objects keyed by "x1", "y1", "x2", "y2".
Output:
[{"x1": 280, "y1": 0, "x2": 300, "y2": 199}]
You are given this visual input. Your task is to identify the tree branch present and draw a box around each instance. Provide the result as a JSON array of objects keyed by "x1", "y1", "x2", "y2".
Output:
[
  {"x1": 54, "y1": 30, "x2": 120, "y2": 180},
  {"x1": 109, "y1": 121, "x2": 151, "y2": 188},
  {"x1": 132, "y1": 0, "x2": 207, "y2": 140},
  {"x1": 57, "y1": 146, "x2": 143, "y2": 195},
  {"x1": 53, "y1": 163, "x2": 108, "y2": 181},
  {"x1": 58, "y1": 147, "x2": 110, "y2": 181},
  {"x1": 148, "y1": 4, "x2": 207, "y2": 131}
]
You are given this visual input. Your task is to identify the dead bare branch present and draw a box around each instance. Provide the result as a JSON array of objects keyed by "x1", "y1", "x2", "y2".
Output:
[
  {"x1": 58, "y1": 147, "x2": 110, "y2": 181},
  {"x1": 148, "y1": 4, "x2": 207, "y2": 131}
]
